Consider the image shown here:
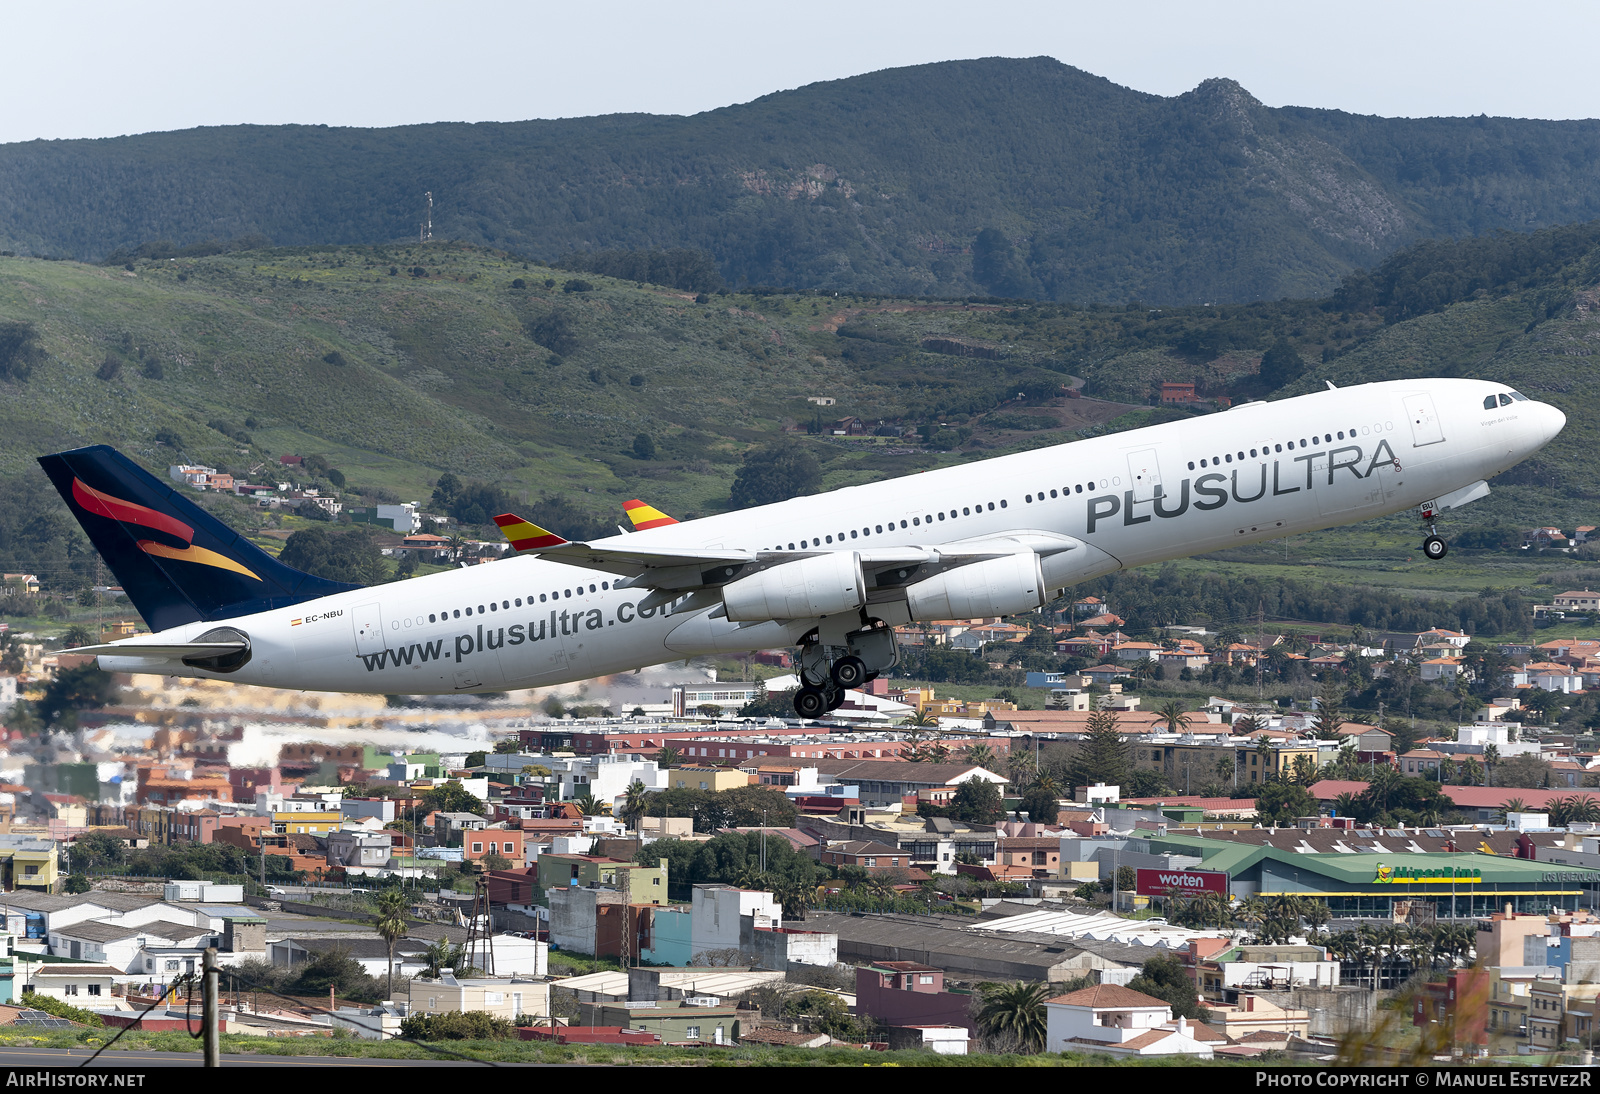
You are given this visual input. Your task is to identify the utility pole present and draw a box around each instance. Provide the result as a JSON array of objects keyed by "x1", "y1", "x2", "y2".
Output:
[
  {"x1": 202, "y1": 947, "x2": 219, "y2": 1067},
  {"x1": 619, "y1": 865, "x2": 631, "y2": 970},
  {"x1": 421, "y1": 191, "x2": 433, "y2": 243}
]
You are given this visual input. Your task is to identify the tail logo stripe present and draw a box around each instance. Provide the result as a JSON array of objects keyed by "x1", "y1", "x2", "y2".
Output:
[
  {"x1": 72, "y1": 478, "x2": 194, "y2": 542},
  {"x1": 138, "y1": 540, "x2": 262, "y2": 581}
]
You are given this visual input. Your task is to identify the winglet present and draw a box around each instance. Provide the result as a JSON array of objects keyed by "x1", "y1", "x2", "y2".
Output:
[
  {"x1": 623, "y1": 499, "x2": 679, "y2": 531},
  {"x1": 493, "y1": 513, "x2": 568, "y2": 552}
]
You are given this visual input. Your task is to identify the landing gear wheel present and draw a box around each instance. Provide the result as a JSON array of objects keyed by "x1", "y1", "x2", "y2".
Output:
[
  {"x1": 831, "y1": 655, "x2": 867, "y2": 689},
  {"x1": 825, "y1": 686, "x2": 845, "y2": 712},
  {"x1": 794, "y1": 686, "x2": 828, "y2": 719},
  {"x1": 1423, "y1": 535, "x2": 1448, "y2": 561}
]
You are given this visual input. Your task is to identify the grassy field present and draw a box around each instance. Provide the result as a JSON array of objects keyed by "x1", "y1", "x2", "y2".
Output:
[{"x1": 0, "y1": 1026, "x2": 1240, "y2": 1067}]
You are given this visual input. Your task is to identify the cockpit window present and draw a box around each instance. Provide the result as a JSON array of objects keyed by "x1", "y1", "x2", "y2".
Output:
[
  {"x1": 1484, "y1": 396, "x2": 1497, "y2": 410},
  {"x1": 1508, "y1": 390, "x2": 1529, "y2": 401},
  {"x1": 1499, "y1": 393, "x2": 1514, "y2": 407}
]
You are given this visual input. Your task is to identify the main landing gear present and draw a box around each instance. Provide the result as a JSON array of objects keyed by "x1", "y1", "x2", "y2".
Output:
[
  {"x1": 1419, "y1": 501, "x2": 1448, "y2": 561},
  {"x1": 792, "y1": 615, "x2": 899, "y2": 720}
]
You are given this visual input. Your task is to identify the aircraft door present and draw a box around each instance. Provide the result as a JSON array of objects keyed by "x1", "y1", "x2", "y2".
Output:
[
  {"x1": 353, "y1": 602, "x2": 385, "y2": 655},
  {"x1": 1403, "y1": 393, "x2": 1446, "y2": 446},
  {"x1": 1125, "y1": 447, "x2": 1164, "y2": 504}
]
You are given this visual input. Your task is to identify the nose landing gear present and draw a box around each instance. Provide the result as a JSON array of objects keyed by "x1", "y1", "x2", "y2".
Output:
[{"x1": 1419, "y1": 501, "x2": 1448, "y2": 561}]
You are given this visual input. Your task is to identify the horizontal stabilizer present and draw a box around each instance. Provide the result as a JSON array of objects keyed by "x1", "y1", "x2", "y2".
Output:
[
  {"x1": 66, "y1": 640, "x2": 249, "y2": 660},
  {"x1": 492, "y1": 513, "x2": 569, "y2": 552}
]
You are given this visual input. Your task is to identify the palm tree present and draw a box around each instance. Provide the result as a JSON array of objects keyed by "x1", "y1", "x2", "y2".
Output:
[
  {"x1": 975, "y1": 981, "x2": 1051, "y2": 1053},
  {"x1": 374, "y1": 888, "x2": 409, "y2": 998},
  {"x1": 1483, "y1": 744, "x2": 1501, "y2": 784},
  {"x1": 655, "y1": 746, "x2": 683, "y2": 768},
  {"x1": 962, "y1": 743, "x2": 997, "y2": 769},
  {"x1": 423, "y1": 938, "x2": 457, "y2": 978},
  {"x1": 1156, "y1": 699, "x2": 1192, "y2": 735},
  {"x1": 1494, "y1": 797, "x2": 1528, "y2": 824},
  {"x1": 619, "y1": 780, "x2": 649, "y2": 832},
  {"x1": 573, "y1": 793, "x2": 604, "y2": 816}
]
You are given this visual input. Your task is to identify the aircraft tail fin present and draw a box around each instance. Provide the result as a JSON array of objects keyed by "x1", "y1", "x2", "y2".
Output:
[
  {"x1": 493, "y1": 513, "x2": 569, "y2": 552},
  {"x1": 36, "y1": 445, "x2": 360, "y2": 632},
  {"x1": 622, "y1": 499, "x2": 678, "y2": 531}
]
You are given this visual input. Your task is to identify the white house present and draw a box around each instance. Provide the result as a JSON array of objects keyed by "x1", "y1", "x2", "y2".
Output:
[
  {"x1": 26, "y1": 964, "x2": 119, "y2": 1005},
  {"x1": 1044, "y1": 983, "x2": 1214, "y2": 1059},
  {"x1": 690, "y1": 884, "x2": 779, "y2": 961}
]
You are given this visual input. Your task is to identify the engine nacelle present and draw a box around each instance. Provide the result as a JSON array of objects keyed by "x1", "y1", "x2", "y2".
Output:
[
  {"x1": 722, "y1": 552, "x2": 866, "y2": 623},
  {"x1": 905, "y1": 552, "x2": 1044, "y2": 621}
]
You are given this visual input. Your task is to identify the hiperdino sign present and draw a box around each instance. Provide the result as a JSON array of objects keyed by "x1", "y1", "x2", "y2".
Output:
[{"x1": 1374, "y1": 863, "x2": 1482, "y2": 885}]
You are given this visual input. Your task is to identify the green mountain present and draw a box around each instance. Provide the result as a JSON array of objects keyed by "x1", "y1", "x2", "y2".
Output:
[
  {"x1": 7, "y1": 58, "x2": 1600, "y2": 304},
  {"x1": 0, "y1": 215, "x2": 1598, "y2": 545}
]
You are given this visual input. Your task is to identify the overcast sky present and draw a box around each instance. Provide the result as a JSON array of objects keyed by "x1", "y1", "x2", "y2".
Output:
[{"x1": 6, "y1": 1, "x2": 1598, "y2": 145}]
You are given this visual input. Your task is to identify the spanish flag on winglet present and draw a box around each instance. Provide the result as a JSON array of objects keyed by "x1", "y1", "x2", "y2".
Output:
[
  {"x1": 492, "y1": 513, "x2": 568, "y2": 552},
  {"x1": 623, "y1": 499, "x2": 678, "y2": 531}
]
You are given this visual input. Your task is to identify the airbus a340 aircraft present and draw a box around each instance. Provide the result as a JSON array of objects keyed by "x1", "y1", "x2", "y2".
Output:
[{"x1": 40, "y1": 378, "x2": 1564, "y2": 718}]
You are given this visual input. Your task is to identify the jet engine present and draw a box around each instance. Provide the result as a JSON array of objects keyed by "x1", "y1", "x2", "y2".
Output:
[
  {"x1": 905, "y1": 552, "x2": 1044, "y2": 620},
  {"x1": 722, "y1": 552, "x2": 866, "y2": 623}
]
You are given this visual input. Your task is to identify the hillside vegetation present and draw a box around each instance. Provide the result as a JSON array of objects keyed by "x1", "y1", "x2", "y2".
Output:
[
  {"x1": 5, "y1": 218, "x2": 1600, "y2": 597},
  {"x1": 7, "y1": 59, "x2": 1600, "y2": 304}
]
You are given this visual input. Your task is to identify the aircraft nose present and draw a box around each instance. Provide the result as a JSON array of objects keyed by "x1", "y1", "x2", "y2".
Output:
[{"x1": 1535, "y1": 401, "x2": 1567, "y2": 446}]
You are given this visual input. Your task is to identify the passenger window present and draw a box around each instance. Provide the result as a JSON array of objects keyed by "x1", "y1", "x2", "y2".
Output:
[
  {"x1": 1025, "y1": 494, "x2": 1032, "y2": 503},
  {"x1": 588, "y1": 585, "x2": 595, "y2": 593},
  {"x1": 429, "y1": 614, "x2": 436, "y2": 622},
  {"x1": 466, "y1": 607, "x2": 473, "y2": 616},
  {"x1": 454, "y1": 610, "x2": 461, "y2": 618},
  {"x1": 1000, "y1": 499, "x2": 1007, "y2": 508},
  {"x1": 489, "y1": 602, "x2": 497, "y2": 611},
  {"x1": 1050, "y1": 489, "x2": 1057, "y2": 498},
  {"x1": 540, "y1": 594, "x2": 546, "y2": 603},
  {"x1": 850, "y1": 530, "x2": 857, "y2": 538},
  {"x1": 912, "y1": 518, "x2": 919, "y2": 526},
  {"x1": 987, "y1": 503, "x2": 995, "y2": 511},
  {"x1": 937, "y1": 512, "x2": 945, "y2": 520},
  {"x1": 962, "y1": 508, "x2": 970, "y2": 515}
]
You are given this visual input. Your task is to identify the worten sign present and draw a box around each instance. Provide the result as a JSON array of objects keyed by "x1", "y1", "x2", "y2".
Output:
[{"x1": 1135, "y1": 868, "x2": 1228, "y2": 897}]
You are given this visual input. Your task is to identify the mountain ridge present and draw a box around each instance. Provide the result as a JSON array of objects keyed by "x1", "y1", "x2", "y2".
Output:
[{"x1": 7, "y1": 58, "x2": 1600, "y2": 304}]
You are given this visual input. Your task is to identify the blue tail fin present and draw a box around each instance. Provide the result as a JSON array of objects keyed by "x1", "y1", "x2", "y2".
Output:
[{"x1": 37, "y1": 445, "x2": 360, "y2": 632}]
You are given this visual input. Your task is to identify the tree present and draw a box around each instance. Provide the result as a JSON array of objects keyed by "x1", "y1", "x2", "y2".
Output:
[
  {"x1": 1255, "y1": 781, "x2": 1317, "y2": 827},
  {"x1": 632, "y1": 433, "x2": 655, "y2": 460},
  {"x1": 951, "y1": 776, "x2": 1004, "y2": 824},
  {"x1": 1257, "y1": 339, "x2": 1305, "y2": 390},
  {"x1": 1018, "y1": 786, "x2": 1059, "y2": 824},
  {"x1": 961, "y1": 743, "x2": 997, "y2": 769},
  {"x1": 373, "y1": 888, "x2": 409, "y2": 998},
  {"x1": 277, "y1": 528, "x2": 386, "y2": 585},
  {"x1": 728, "y1": 442, "x2": 822, "y2": 509},
  {"x1": 37, "y1": 665, "x2": 116, "y2": 729},
  {"x1": 1155, "y1": 699, "x2": 1191, "y2": 734},
  {"x1": 619, "y1": 780, "x2": 649, "y2": 831},
  {"x1": 0, "y1": 321, "x2": 44, "y2": 382},
  {"x1": 975, "y1": 980, "x2": 1050, "y2": 1053},
  {"x1": 1128, "y1": 953, "x2": 1211, "y2": 1022},
  {"x1": 655, "y1": 746, "x2": 683, "y2": 767},
  {"x1": 63, "y1": 874, "x2": 90, "y2": 894},
  {"x1": 419, "y1": 781, "x2": 484, "y2": 816},
  {"x1": 1066, "y1": 708, "x2": 1129, "y2": 793},
  {"x1": 1496, "y1": 754, "x2": 1553, "y2": 789}
]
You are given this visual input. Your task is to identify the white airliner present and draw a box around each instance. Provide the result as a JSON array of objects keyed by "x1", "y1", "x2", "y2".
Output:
[{"x1": 43, "y1": 378, "x2": 1564, "y2": 718}]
